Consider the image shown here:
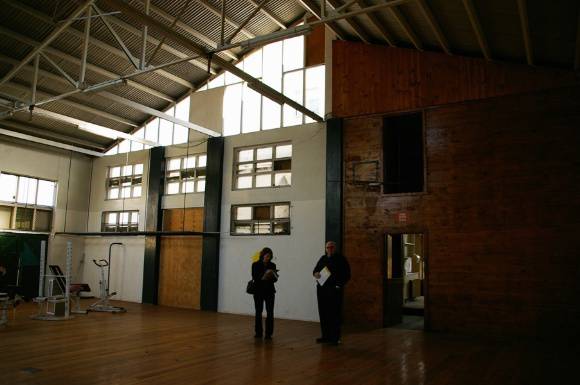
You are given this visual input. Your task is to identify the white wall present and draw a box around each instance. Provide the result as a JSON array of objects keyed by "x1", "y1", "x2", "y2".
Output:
[
  {"x1": 218, "y1": 123, "x2": 326, "y2": 321},
  {"x1": 80, "y1": 150, "x2": 150, "y2": 302},
  {"x1": 0, "y1": 138, "x2": 92, "y2": 279}
]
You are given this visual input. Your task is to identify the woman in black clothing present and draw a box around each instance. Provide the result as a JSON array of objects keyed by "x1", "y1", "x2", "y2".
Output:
[{"x1": 251, "y1": 247, "x2": 278, "y2": 339}]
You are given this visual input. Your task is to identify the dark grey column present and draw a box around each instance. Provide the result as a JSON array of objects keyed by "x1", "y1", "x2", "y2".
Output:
[
  {"x1": 142, "y1": 146, "x2": 165, "y2": 304},
  {"x1": 201, "y1": 137, "x2": 224, "y2": 311},
  {"x1": 326, "y1": 118, "x2": 343, "y2": 252}
]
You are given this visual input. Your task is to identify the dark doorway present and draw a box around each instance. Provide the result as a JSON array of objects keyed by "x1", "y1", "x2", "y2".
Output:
[
  {"x1": 0, "y1": 232, "x2": 46, "y2": 299},
  {"x1": 383, "y1": 233, "x2": 426, "y2": 330}
]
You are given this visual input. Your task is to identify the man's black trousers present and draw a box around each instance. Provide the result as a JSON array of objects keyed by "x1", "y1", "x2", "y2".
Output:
[{"x1": 317, "y1": 285, "x2": 344, "y2": 342}]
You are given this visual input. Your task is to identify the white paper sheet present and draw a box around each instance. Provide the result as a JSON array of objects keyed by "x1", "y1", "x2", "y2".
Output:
[{"x1": 316, "y1": 266, "x2": 331, "y2": 286}]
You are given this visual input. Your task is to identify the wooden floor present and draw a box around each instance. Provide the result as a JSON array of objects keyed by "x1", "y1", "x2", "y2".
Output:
[{"x1": 1, "y1": 301, "x2": 578, "y2": 385}]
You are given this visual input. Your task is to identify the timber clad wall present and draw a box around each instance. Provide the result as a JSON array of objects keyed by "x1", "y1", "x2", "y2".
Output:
[{"x1": 335, "y1": 41, "x2": 580, "y2": 338}]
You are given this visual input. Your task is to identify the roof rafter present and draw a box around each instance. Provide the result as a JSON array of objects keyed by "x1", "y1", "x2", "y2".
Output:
[
  {"x1": 327, "y1": 0, "x2": 372, "y2": 43},
  {"x1": 194, "y1": 0, "x2": 256, "y2": 39},
  {"x1": 0, "y1": 26, "x2": 175, "y2": 103},
  {"x1": 102, "y1": 0, "x2": 323, "y2": 122},
  {"x1": 247, "y1": 0, "x2": 287, "y2": 30},
  {"x1": 416, "y1": 0, "x2": 451, "y2": 55},
  {"x1": 357, "y1": 0, "x2": 396, "y2": 47},
  {"x1": 295, "y1": 0, "x2": 348, "y2": 40},
  {"x1": 461, "y1": 0, "x2": 491, "y2": 60},
  {"x1": 385, "y1": 1, "x2": 423, "y2": 51},
  {"x1": 516, "y1": 0, "x2": 533, "y2": 65}
]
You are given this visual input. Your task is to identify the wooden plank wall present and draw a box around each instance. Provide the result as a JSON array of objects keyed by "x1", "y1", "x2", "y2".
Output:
[
  {"x1": 305, "y1": 21, "x2": 325, "y2": 67},
  {"x1": 158, "y1": 208, "x2": 204, "y2": 309},
  {"x1": 341, "y1": 86, "x2": 580, "y2": 338},
  {"x1": 332, "y1": 41, "x2": 580, "y2": 118}
]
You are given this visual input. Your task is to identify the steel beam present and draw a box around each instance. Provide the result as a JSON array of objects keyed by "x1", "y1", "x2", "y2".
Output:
[
  {"x1": 247, "y1": 0, "x2": 287, "y2": 30},
  {"x1": 417, "y1": 0, "x2": 450, "y2": 55},
  {"x1": 226, "y1": 0, "x2": 270, "y2": 44},
  {"x1": 79, "y1": 6, "x2": 92, "y2": 86},
  {"x1": 295, "y1": 0, "x2": 347, "y2": 40},
  {"x1": 101, "y1": 0, "x2": 323, "y2": 122},
  {"x1": 194, "y1": 0, "x2": 255, "y2": 39},
  {"x1": 385, "y1": 1, "x2": 423, "y2": 50},
  {"x1": 358, "y1": 0, "x2": 396, "y2": 46},
  {"x1": 93, "y1": 5, "x2": 140, "y2": 69},
  {"x1": 327, "y1": 0, "x2": 372, "y2": 43},
  {"x1": 0, "y1": 127, "x2": 104, "y2": 157},
  {"x1": 0, "y1": 0, "x2": 93, "y2": 87},
  {"x1": 516, "y1": 0, "x2": 533, "y2": 65},
  {"x1": 462, "y1": 0, "x2": 491, "y2": 60},
  {"x1": 0, "y1": 26, "x2": 175, "y2": 103}
]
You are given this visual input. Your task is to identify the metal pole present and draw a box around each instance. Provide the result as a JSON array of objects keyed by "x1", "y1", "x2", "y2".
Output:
[
  {"x1": 31, "y1": 54, "x2": 40, "y2": 105},
  {"x1": 38, "y1": 240, "x2": 46, "y2": 297},
  {"x1": 65, "y1": 241, "x2": 72, "y2": 318},
  {"x1": 79, "y1": 6, "x2": 93, "y2": 87},
  {"x1": 220, "y1": 0, "x2": 226, "y2": 46},
  {"x1": 225, "y1": 0, "x2": 269, "y2": 44},
  {"x1": 140, "y1": 0, "x2": 150, "y2": 69}
]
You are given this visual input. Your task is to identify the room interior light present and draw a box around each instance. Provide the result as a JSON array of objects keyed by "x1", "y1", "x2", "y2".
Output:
[{"x1": 78, "y1": 121, "x2": 119, "y2": 140}]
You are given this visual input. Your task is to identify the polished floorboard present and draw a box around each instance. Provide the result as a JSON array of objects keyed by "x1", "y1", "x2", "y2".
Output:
[{"x1": 1, "y1": 301, "x2": 578, "y2": 385}]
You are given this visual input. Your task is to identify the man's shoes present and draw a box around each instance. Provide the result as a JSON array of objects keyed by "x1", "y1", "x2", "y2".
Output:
[
  {"x1": 254, "y1": 334, "x2": 262, "y2": 339},
  {"x1": 316, "y1": 337, "x2": 328, "y2": 343}
]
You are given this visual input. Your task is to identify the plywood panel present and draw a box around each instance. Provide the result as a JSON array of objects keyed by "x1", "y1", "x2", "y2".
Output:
[
  {"x1": 158, "y1": 208, "x2": 204, "y2": 309},
  {"x1": 332, "y1": 41, "x2": 580, "y2": 118},
  {"x1": 306, "y1": 22, "x2": 325, "y2": 67}
]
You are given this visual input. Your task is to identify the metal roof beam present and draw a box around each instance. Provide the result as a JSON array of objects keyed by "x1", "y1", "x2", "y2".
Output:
[
  {"x1": 385, "y1": 1, "x2": 423, "y2": 51},
  {"x1": 0, "y1": 127, "x2": 104, "y2": 157},
  {"x1": 226, "y1": 0, "x2": 270, "y2": 44},
  {"x1": 417, "y1": 0, "x2": 451, "y2": 55},
  {"x1": 1, "y1": 81, "x2": 139, "y2": 127},
  {"x1": 194, "y1": 0, "x2": 255, "y2": 39},
  {"x1": 8, "y1": 1, "x2": 200, "y2": 87},
  {"x1": 516, "y1": 0, "x2": 533, "y2": 65},
  {"x1": 0, "y1": 0, "x2": 93, "y2": 87},
  {"x1": 327, "y1": 0, "x2": 372, "y2": 43},
  {"x1": 295, "y1": 0, "x2": 348, "y2": 40},
  {"x1": 102, "y1": 0, "x2": 323, "y2": 122},
  {"x1": 357, "y1": 0, "x2": 396, "y2": 47},
  {"x1": 0, "y1": 26, "x2": 175, "y2": 103},
  {"x1": 247, "y1": 0, "x2": 287, "y2": 30},
  {"x1": 461, "y1": 0, "x2": 491, "y2": 60}
]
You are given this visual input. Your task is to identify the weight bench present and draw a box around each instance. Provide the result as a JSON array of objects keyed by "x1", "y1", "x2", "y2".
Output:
[{"x1": 48, "y1": 265, "x2": 91, "y2": 315}]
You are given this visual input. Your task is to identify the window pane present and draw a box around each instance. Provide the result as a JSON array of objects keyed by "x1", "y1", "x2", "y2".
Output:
[
  {"x1": 121, "y1": 187, "x2": 131, "y2": 198},
  {"x1": 274, "y1": 172, "x2": 291, "y2": 186},
  {"x1": 15, "y1": 207, "x2": 33, "y2": 230},
  {"x1": 262, "y1": 97, "x2": 281, "y2": 130},
  {"x1": 175, "y1": 98, "x2": 190, "y2": 121},
  {"x1": 167, "y1": 182, "x2": 180, "y2": 195},
  {"x1": 238, "y1": 149, "x2": 254, "y2": 162},
  {"x1": 274, "y1": 205, "x2": 289, "y2": 218},
  {"x1": 283, "y1": 36, "x2": 304, "y2": 72},
  {"x1": 106, "y1": 212, "x2": 117, "y2": 224},
  {"x1": 183, "y1": 181, "x2": 195, "y2": 193},
  {"x1": 122, "y1": 165, "x2": 133, "y2": 176},
  {"x1": 37, "y1": 180, "x2": 56, "y2": 207},
  {"x1": 198, "y1": 155, "x2": 207, "y2": 167},
  {"x1": 274, "y1": 221, "x2": 290, "y2": 234},
  {"x1": 165, "y1": 106, "x2": 175, "y2": 117},
  {"x1": 255, "y1": 222, "x2": 271, "y2": 234},
  {"x1": 17, "y1": 177, "x2": 37, "y2": 204},
  {"x1": 145, "y1": 119, "x2": 159, "y2": 143},
  {"x1": 256, "y1": 147, "x2": 273, "y2": 160},
  {"x1": 276, "y1": 144, "x2": 292, "y2": 158},
  {"x1": 159, "y1": 119, "x2": 173, "y2": 146},
  {"x1": 237, "y1": 164, "x2": 253, "y2": 174},
  {"x1": 256, "y1": 162, "x2": 273, "y2": 173},
  {"x1": 225, "y1": 70, "x2": 241, "y2": 85},
  {"x1": 234, "y1": 224, "x2": 251, "y2": 234},
  {"x1": 197, "y1": 179, "x2": 205, "y2": 192},
  {"x1": 133, "y1": 186, "x2": 142, "y2": 198},
  {"x1": 119, "y1": 212, "x2": 130, "y2": 224},
  {"x1": 263, "y1": 41, "x2": 282, "y2": 91},
  {"x1": 255, "y1": 174, "x2": 271, "y2": 187},
  {"x1": 242, "y1": 84, "x2": 261, "y2": 133},
  {"x1": 173, "y1": 124, "x2": 188, "y2": 144},
  {"x1": 283, "y1": 71, "x2": 304, "y2": 126},
  {"x1": 236, "y1": 206, "x2": 252, "y2": 220},
  {"x1": 223, "y1": 84, "x2": 242, "y2": 136},
  {"x1": 118, "y1": 139, "x2": 130, "y2": 154},
  {"x1": 108, "y1": 188, "x2": 119, "y2": 200},
  {"x1": 236, "y1": 176, "x2": 252, "y2": 189},
  {"x1": 0, "y1": 173, "x2": 17, "y2": 202},
  {"x1": 131, "y1": 127, "x2": 145, "y2": 152},
  {"x1": 130, "y1": 212, "x2": 139, "y2": 224},
  {"x1": 244, "y1": 49, "x2": 262, "y2": 78},
  {"x1": 305, "y1": 65, "x2": 325, "y2": 123},
  {"x1": 110, "y1": 166, "x2": 121, "y2": 178},
  {"x1": 184, "y1": 156, "x2": 196, "y2": 169},
  {"x1": 168, "y1": 158, "x2": 181, "y2": 171},
  {"x1": 105, "y1": 146, "x2": 118, "y2": 156},
  {"x1": 134, "y1": 164, "x2": 143, "y2": 175}
]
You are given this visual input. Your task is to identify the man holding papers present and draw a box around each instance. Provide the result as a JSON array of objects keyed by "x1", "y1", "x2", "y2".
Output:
[{"x1": 313, "y1": 241, "x2": 351, "y2": 345}]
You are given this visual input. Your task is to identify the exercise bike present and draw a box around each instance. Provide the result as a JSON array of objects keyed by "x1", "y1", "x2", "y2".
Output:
[{"x1": 87, "y1": 243, "x2": 126, "y2": 314}]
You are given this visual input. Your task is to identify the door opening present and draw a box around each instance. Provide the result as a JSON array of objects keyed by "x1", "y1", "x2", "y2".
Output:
[{"x1": 383, "y1": 232, "x2": 425, "y2": 330}]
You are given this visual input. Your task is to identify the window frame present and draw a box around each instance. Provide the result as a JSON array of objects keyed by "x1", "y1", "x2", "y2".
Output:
[
  {"x1": 230, "y1": 202, "x2": 291, "y2": 236},
  {"x1": 101, "y1": 210, "x2": 140, "y2": 233},
  {"x1": 165, "y1": 154, "x2": 207, "y2": 195},
  {"x1": 232, "y1": 142, "x2": 292, "y2": 191},
  {"x1": 105, "y1": 163, "x2": 144, "y2": 200}
]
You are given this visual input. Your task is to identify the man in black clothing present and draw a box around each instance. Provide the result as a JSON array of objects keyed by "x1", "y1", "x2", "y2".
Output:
[{"x1": 313, "y1": 241, "x2": 351, "y2": 345}]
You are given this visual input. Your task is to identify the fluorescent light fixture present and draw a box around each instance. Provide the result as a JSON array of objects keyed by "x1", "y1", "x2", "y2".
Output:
[{"x1": 78, "y1": 121, "x2": 119, "y2": 140}]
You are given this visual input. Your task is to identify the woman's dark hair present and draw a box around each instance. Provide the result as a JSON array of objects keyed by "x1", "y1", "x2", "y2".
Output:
[{"x1": 259, "y1": 247, "x2": 273, "y2": 262}]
